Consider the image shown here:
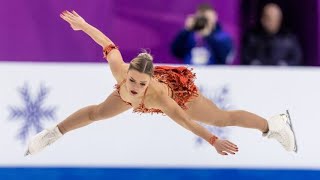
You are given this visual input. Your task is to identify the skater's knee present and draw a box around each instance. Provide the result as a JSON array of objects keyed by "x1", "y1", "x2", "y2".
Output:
[
  {"x1": 214, "y1": 110, "x2": 246, "y2": 127},
  {"x1": 228, "y1": 110, "x2": 246, "y2": 126},
  {"x1": 212, "y1": 111, "x2": 233, "y2": 127},
  {"x1": 88, "y1": 105, "x2": 101, "y2": 121},
  {"x1": 89, "y1": 104, "x2": 115, "y2": 121}
]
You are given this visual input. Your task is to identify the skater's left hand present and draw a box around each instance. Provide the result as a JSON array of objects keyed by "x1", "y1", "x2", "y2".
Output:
[{"x1": 212, "y1": 139, "x2": 238, "y2": 155}]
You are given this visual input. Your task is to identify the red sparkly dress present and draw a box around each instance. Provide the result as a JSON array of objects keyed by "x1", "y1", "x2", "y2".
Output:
[{"x1": 115, "y1": 66, "x2": 198, "y2": 114}]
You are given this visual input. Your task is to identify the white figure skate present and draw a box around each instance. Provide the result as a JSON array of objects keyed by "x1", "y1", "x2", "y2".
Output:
[
  {"x1": 264, "y1": 110, "x2": 298, "y2": 152},
  {"x1": 25, "y1": 126, "x2": 63, "y2": 156}
]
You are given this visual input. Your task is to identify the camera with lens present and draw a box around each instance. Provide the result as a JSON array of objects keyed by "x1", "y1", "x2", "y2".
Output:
[{"x1": 191, "y1": 16, "x2": 208, "y2": 31}]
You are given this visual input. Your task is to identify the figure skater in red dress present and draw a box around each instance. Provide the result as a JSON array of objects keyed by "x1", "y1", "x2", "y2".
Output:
[{"x1": 25, "y1": 10, "x2": 297, "y2": 156}]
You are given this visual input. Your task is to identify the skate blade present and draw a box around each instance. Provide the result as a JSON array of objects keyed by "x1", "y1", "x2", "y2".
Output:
[
  {"x1": 286, "y1": 110, "x2": 298, "y2": 153},
  {"x1": 24, "y1": 150, "x2": 31, "y2": 157}
]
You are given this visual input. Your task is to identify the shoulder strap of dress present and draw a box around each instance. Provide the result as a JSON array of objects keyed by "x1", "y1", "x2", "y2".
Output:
[{"x1": 118, "y1": 79, "x2": 126, "y2": 87}]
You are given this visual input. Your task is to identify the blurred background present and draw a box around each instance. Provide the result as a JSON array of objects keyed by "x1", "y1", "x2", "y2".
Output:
[{"x1": 1, "y1": 0, "x2": 320, "y2": 179}]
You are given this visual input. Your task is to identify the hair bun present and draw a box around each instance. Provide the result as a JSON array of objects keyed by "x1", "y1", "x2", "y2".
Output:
[{"x1": 138, "y1": 50, "x2": 153, "y2": 61}]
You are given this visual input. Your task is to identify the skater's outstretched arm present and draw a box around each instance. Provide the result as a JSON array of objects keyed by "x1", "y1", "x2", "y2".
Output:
[
  {"x1": 155, "y1": 94, "x2": 238, "y2": 155},
  {"x1": 60, "y1": 10, "x2": 127, "y2": 82}
]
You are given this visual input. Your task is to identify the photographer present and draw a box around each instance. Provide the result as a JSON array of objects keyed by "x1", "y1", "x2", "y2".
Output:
[{"x1": 171, "y1": 4, "x2": 233, "y2": 65}]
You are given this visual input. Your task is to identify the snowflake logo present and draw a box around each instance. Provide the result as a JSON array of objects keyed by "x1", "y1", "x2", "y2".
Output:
[
  {"x1": 195, "y1": 85, "x2": 233, "y2": 145},
  {"x1": 8, "y1": 83, "x2": 57, "y2": 143}
]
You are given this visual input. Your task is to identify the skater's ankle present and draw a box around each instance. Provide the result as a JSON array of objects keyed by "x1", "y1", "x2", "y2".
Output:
[
  {"x1": 262, "y1": 120, "x2": 269, "y2": 133},
  {"x1": 56, "y1": 125, "x2": 66, "y2": 135}
]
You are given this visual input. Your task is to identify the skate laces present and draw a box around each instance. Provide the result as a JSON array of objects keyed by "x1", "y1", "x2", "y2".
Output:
[
  {"x1": 269, "y1": 131, "x2": 288, "y2": 147},
  {"x1": 39, "y1": 129, "x2": 59, "y2": 147},
  {"x1": 268, "y1": 114, "x2": 290, "y2": 148}
]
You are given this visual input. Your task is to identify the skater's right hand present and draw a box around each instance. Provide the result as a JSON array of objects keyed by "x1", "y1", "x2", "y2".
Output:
[
  {"x1": 60, "y1": 10, "x2": 86, "y2": 31},
  {"x1": 213, "y1": 139, "x2": 238, "y2": 155}
]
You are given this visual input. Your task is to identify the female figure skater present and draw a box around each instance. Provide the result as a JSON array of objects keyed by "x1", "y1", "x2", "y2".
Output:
[{"x1": 25, "y1": 11, "x2": 297, "y2": 156}]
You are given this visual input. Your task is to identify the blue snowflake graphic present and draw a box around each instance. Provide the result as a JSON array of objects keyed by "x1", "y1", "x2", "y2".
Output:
[
  {"x1": 8, "y1": 83, "x2": 56, "y2": 143},
  {"x1": 195, "y1": 85, "x2": 233, "y2": 145}
]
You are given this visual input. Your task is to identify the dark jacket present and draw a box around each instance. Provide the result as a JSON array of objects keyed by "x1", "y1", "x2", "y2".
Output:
[
  {"x1": 242, "y1": 28, "x2": 302, "y2": 65},
  {"x1": 171, "y1": 24, "x2": 233, "y2": 65}
]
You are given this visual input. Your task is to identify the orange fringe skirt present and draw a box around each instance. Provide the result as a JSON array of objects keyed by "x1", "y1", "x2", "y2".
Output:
[{"x1": 154, "y1": 65, "x2": 198, "y2": 110}]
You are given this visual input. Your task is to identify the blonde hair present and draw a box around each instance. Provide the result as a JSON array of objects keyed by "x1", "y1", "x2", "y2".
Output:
[{"x1": 129, "y1": 50, "x2": 154, "y2": 76}]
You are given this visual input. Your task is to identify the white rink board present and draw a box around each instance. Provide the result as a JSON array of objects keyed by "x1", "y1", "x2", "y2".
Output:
[{"x1": 0, "y1": 62, "x2": 319, "y2": 169}]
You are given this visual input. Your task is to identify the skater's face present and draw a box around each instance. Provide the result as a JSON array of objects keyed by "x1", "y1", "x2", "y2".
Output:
[{"x1": 126, "y1": 69, "x2": 151, "y2": 97}]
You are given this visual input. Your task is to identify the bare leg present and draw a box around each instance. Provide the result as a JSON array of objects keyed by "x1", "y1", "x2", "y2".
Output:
[
  {"x1": 185, "y1": 94, "x2": 268, "y2": 133},
  {"x1": 58, "y1": 91, "x2": 131, "y2": 134}
]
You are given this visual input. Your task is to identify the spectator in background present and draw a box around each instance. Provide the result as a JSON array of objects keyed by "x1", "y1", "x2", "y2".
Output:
[
  {"x1": 171, "y1": 4, "x2": 233, "y2": 65},
  {"x1": 242, "y1": 3, "x2": 302, "y2": 66}
]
